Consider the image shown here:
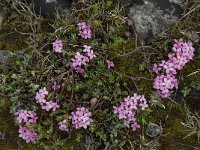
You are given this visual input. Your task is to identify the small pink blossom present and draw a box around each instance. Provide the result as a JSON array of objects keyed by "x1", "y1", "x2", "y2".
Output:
[
  {"x1": 106, "y1": 60, "x2": 114, "y2": 68},
  {"x1": 53, "y1": 39, "x2": 63, "y2": 53},
  {"x1": 39, "y1": 87, "x2": 48, "y2": 95},
  {"x1": 35, "y1": 87, "x2": 48, "y2": 105},
  {"x1": 41, "y1": 101, "x2": 60, "y2": 111},
  {"x1": 71, "y1": 45, "x2": 96, "y2": 74},
  {"x1": 58, "y1": 119, "x2": 68, "y2": 131},
  {"x1": 52, "y1": 82, "x2": 61, "y2": 91},
  {"x1": 77, "y1": 22, "x2": 87, "y2": 30},
  {"x1": 83, "y1": 45, "x2": 96, "y2": 59},
  {"x1": 35, "y1": 87, "x2": 60, "y2": 111},
  {"x1": 15, "y1": 109, "x2": 38, "y2": 125},
  {"x1": 83, "y1": 45, "x2": 91, "y2": 53},
  {"x1": 131, "y1": 122, "x2": 141, "y2": 131}
]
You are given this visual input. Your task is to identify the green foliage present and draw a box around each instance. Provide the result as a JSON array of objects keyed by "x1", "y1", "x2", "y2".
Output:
[
  {"x1": 0, "y1": 0, "x2": 152, "y2": 149},
  {"x1": 1, "y1": 0, "x2": 200, "y2": 149}
]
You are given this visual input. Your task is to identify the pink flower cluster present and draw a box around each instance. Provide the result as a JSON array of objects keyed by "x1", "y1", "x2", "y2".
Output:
[
  {"x1": 69, "y1": 107, "x2": 93, "y2": 129},
  {"x1": 78, "y1": 22, "x2": 92, "y2": 39},
  {"x1": 113, "y1": 94, "x2": 148, "y2": 131},
  {"x1": 15, "y1": 109, "x2": 38, "y2": 143},
  {"x1": 71, "y1": 45, "x2": 96, "y2": 73},
  {"x1": 52, "y1": 39, "x2": 63, "y2": 53},
  {"x1": 35, "y1": 87, "x2": 60, "y2": 111},
  {"x1": 58, "y1": 119, "x2": 68, "y2": 131},
  {"x1": 19, "y1": 126, "x2": 38, "y2": 143},
  {"x1": 15, "y1": 109, "x2": 38, "y2": 125},
  {"x1": 153, "y1": 39, "x2": 195, "y2": 98}
]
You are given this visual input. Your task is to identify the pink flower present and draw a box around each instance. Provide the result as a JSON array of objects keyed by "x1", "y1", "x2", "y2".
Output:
[
  {"x1": 78, "y1": 22, "x2": 92, "y2": 39},
  {"x1": 152, "y1": 64, "x2": 161, "y2": 74},
  {"x1": 15, "y1": 109, "x2": 38, "y2": 125},
  {"x1": 83, "y1": 45, "x2": 91, "y2": 53},
  {"x1": 41, "y1": 101, "x2": 60, "y2": 111},
  {"x1": 83, "y1": 45, "x2": 96, "y2": 59},
  {"x1": 131, "y1": 122, "x2": 141, "y2": 131},
  {"x1": 52, "y1": 82, "x2": 61, "y2": 91},
  {"x1": 53, "y1": 39, "x2": 63, "y2": 53},
  {"x1": 75, "y1": 66, "x2": 85, "y2": 74},
  {"x1": 153, "y1": 73, "x2": 178, "y2": 98},
  {"x1": 35, "y1": 87, "x2": 60, "y2": 111},
  {"x1": 35, "y1": 87, "x2": 48, "y2": 105},
  {"x1": 18, "y1": 126, "x2": 38, "y2": 143},
  {"x1": 106, "y1": 60, "x2": 114, "y2": 68},
  {"x1": 77, "y1": 22, "x2": 87, "y2": 30},
  {"x1": 69, "y1": 107, "x2": 93, "y2": 129},
  {"x1": 71, "y1": 45, "x2": 96, "y2": 74},
  {"x1": 86, "y1": 50, "x2": 96, "y2": 59},
  {"x1": 152, "y1": 39, "x2": 194, "y2": 98},
  {"x1": 58, "y1": 119, "x2": 68, "y2": 131},
  {"x1": 113, "y1": 94, "x2": 148, "y2": 131},
  {"x1": 39, "y1": 87, "x2": 48, "y2": 95}
]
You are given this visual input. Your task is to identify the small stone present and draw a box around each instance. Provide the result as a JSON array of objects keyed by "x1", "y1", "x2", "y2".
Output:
[
  {"x1": 90, "y1": 98, "x2": 97, "y2": 107},
  {"x1": 186, "y1": 31, "x2": 199, "y2": 43},
  {"x1": 146, "y1": 123, "x2": 163, "y2": 137},
  {"x1": 0, "y1": 50, "x2": 14, "y2": 66}
]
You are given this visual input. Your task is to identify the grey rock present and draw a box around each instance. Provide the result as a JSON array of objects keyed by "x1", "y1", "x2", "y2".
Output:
[
  {"x1": 45, "y1": 0, "x2": 57, "y2": 3},
  {"x1": 146, "y1": 123, "x2": 163, "y2": 137},
  {"x1": 0, "y1": 50, "x2": 25, "y2": 67},
  {"x1": 169, "y1": 0, "x2": 184, "y2": 5},
  {"x1": 127, "y1": 0, "x2": 183, "y2": 44},
  {"x1": 0, "y1": 50, "x2": 14, "y2": 66},
  {"x1": 27, "y1": 0, "x2": 72, "y2": 18}
]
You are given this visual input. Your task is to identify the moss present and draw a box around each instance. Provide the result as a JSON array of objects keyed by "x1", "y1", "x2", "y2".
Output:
[
  {"x1": 160, "y1": 117, "x2": 198, "y2": 150},
  {"x1": 104, "y1": 36, "x2": 152, "y2": 92},
  {"x1": 61, "y1": 131, "x2": 83, "y2": 150},
  {"x1": 0, "y1": 15, "x2": 30, "y2": 51},
  {"x1": 186, "y1": 97, "x2": 200, "y2": 112},
  {"x1": 179, "y1": 55, "x2": 200, "y2": 86},
  {"x1": 148, "y1": 101, "x2": 198, "y2": 149},
  {"x1": 0, "y1": 15, "x2": 54, "y2": 51}
]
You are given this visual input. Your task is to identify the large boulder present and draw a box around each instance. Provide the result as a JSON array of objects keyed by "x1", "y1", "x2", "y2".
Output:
[{"x1": 127, "y1": 0, "x2": 183, "y2": 44}]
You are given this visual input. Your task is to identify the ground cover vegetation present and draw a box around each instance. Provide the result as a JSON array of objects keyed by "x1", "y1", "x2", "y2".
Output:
[{"x1": 0, "y1": 0, "x2": 200, "y2": 149}]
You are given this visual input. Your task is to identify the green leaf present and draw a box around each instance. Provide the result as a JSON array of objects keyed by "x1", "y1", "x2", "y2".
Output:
[
  {"x1": 91, "y1": 3, "x2": 99, "y2": 14},
  {"x1": 193, "y1": 0, "x2": 200, "y2": 2}
]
